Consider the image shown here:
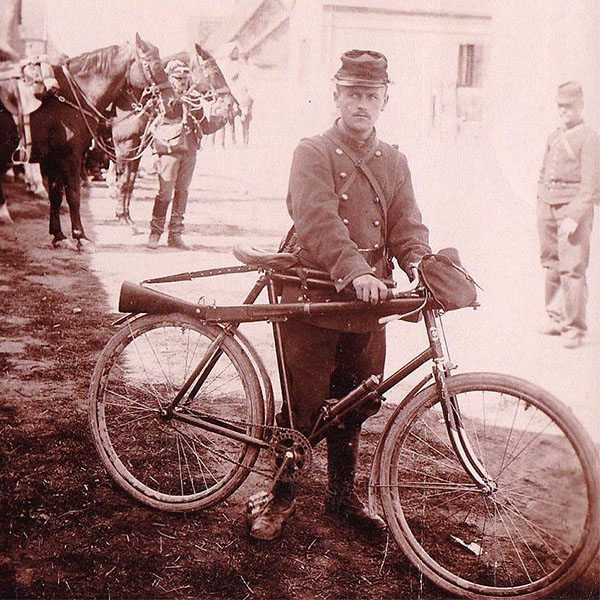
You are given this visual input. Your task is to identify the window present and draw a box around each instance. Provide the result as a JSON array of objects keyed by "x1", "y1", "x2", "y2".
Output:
[{"x1": 458, "y1": 44, "x2": 483, "y2": 87}]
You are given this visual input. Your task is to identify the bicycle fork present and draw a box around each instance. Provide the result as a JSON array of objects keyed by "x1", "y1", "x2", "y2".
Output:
[{"x1": 425, "y1": 311, "x2": 496, "y2": 493}]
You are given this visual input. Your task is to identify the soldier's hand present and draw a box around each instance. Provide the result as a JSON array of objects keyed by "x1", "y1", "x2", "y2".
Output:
[
  {"x1": 558, "y1": 217, "x2": 578, "y2": 241},
  {"x1": 352, "y1": 274, "x2": 388, "y2": 304}
]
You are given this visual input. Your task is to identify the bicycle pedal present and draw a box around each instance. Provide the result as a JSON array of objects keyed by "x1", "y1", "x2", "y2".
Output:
[{"x1": 246, "y1": 491, "x2": 274, "y2": 520}]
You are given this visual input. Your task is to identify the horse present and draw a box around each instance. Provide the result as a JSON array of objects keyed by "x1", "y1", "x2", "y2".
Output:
[
  {"x1": 0, "y1": 34, "x2": 173, "y2": 250},
  {"x1": 112, "y1": 43, "x2": 240, "y2": 227}
]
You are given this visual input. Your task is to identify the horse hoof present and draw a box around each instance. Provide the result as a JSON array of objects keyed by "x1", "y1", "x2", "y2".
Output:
[
  {"x1": 0, "y1": 204, "x2": 14, "y2": 225},
  {"x1": 53, "y1": 238, "x2": 78, "y2": 250},
  {"x1": 77, "y1": 238, "x2": 97, "y2": 253}
]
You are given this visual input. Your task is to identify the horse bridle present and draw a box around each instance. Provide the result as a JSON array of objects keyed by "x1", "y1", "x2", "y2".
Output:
[{"x1": 55, "y1": 46, "x2": 171, "y2": 163}]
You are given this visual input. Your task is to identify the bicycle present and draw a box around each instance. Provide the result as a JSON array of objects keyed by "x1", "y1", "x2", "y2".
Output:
[{"x1": 88, "y1": 253, "x2": 600, "y2": 600}]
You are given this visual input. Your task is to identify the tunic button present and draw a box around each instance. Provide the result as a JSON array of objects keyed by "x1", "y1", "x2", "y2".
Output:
[
  {"x1": 342, "y1": 218, "x2": 349, "y2": 225},
  {"x1": 373, "y1": 220, "x2": 380, "y2": 227},
  {"x1": 374, "y1": 197, "x2": 380, "y2": 203},
  {"x1": 335, "y1": 148, "x2": 343, "y2": 155},
  {"x1": 374, "y1": 150, "x2": 382, "y2": 157},
  {"x1": 373, "y1": 243, "x2": 380, "y2": 249},
  {"x1": 340, "y1": 172, "x2": 347, "y2": 178},
  {"x1": 341, "y1": 193, "x2": 348, "y2": 200},
  {"x1": 337, "y1": 278, "x2": 343, "y2": 283}
]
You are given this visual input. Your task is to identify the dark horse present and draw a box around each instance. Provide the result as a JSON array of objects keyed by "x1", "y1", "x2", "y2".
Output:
[
  {"x1": 112, "y1": 43, "x2": 239, "y2": 227},
  {"x1": 0, "y1": 34, "x2": 173, "y2": 250}
]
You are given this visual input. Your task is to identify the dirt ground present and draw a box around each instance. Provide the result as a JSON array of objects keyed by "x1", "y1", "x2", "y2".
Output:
[{"x1": 1, "y1": 180, "x2": 599, "y2": 600}]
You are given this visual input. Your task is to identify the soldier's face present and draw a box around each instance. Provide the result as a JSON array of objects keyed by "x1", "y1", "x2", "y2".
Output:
[
  {"x1": 334, "y1": 85, "x2": 388, "y2": 136},
  {"x1": 169, "y1": 76, "x2": 189, "y2": 94},
  {"x1": 557, "y1": 100, "x2": 583, "y2": 128}
]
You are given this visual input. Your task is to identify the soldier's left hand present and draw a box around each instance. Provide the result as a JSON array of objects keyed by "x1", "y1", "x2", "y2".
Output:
[{"x1": 558, "y1": 217, "x2": 578, "y2": 241}]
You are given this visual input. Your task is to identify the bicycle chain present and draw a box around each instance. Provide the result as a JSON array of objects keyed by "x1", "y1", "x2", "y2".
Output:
[{"x1": 170, "y1": 411, "x2": 312, "y2": 482}]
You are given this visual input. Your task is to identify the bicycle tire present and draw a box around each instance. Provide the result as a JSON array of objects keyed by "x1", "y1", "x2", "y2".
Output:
[
  {"x1": 378, "y1": 372, "x2": 600, "y2": 599},
  {"x1": 89, "y1": 313, "x2": 265, "y2": 511}
]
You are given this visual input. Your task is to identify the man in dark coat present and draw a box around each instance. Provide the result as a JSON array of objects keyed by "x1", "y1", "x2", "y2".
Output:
[
  {"x1": 537, "y1": 81, "x2": 599, "y2": 348},
  {"x1": 249, "y1": 49, "x2": 431, "y2": 540}
]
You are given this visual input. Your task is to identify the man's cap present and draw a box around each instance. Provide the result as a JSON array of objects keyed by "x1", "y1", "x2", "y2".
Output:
[
  {"x1": 333, "y1": 49, "x2": 390, "y2": 87},
  {"x1": 165, "y1": 60, "x2": 191, "y2": 78},
  {"x1": 556, "y1": 81, "x2": 583, "y2": 105}
]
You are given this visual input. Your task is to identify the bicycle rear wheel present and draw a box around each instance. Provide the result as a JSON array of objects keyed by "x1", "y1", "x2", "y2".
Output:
[
  {"x1": 89, "y1": 313, "x2": 265, "y2": 511},
  {"x1": 378, "y1": 373, "x2": 600, "y2": 599}
]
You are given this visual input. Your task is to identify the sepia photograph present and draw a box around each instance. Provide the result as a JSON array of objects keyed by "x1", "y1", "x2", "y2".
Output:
[{"x1": 1, "y1": 1, "x2": 599, "y2": 598}]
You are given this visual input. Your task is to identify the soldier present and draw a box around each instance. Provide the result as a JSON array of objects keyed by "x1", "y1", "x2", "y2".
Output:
[
  {"x1": 536, "y1": 81, "x2": 599, "y2": 349},
  {"x1": 147, "y1": 60, "x2": 226, "y2": 250},
  {"x1": 248, "y1": 49, "x2": 431, "y2": 540}
]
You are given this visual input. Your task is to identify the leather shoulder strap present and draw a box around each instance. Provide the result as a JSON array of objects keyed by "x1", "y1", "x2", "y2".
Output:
[
  {"x1": 558, "y1": 129, "x2": 577, "y2": 160},
  {"x1": 323, "y1": 133, "x2": 388, "y2": 224}
]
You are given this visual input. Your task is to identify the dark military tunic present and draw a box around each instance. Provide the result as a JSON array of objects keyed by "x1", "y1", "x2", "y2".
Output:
[
  {"x1": 278, "y1": 120, "x2": 431, "y2": 433},
  {"x1": 282, "y1": 120, "x2": 431, "y2": 332}
]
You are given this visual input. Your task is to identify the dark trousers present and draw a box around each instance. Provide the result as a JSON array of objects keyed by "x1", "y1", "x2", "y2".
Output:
[
  {"x1": 278, "y1": 319, "x2": 386, "y2": 436},
  {"x1": 537, "y1": 200, "x2": 594, "y2": 335}
]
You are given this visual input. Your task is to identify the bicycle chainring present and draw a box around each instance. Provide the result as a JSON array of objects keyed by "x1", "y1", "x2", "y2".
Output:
[{"x1": 269, "y1": 428, "x2": 312, "y2": 482}]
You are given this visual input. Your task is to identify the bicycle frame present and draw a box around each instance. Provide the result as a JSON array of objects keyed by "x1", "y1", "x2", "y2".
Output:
[{"x1": 119, "y1": 265, "x2": 495, "y2": 490}]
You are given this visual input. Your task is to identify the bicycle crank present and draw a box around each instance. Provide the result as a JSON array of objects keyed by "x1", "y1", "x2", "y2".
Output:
[{"x1": 269, "y1": 428, "x2": 312, "y2": 482}]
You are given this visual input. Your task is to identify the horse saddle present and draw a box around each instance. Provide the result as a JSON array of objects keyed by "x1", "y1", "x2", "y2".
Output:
[{"x1": 0, "y1": 56, "x2": 58, "y2": 116}]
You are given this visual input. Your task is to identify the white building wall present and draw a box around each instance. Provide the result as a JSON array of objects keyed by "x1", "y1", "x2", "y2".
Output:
[{"x1": 287, "y1": 0, "x2": 491, "y2": 144}]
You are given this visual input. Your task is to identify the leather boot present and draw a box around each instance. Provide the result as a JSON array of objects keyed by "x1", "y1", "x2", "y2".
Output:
[
  {"x1": 167, "y1": 235, "x2": 191, "y2": 250},
  {"x1": 324, "y1": 428, "x2": 386, "y2": 532},
  {"x1": 150, "y1": 197, "x2": 169, "y2": 238},
  {"x1": 248, "y1": 481, "x2": 296, "y2": 541}
]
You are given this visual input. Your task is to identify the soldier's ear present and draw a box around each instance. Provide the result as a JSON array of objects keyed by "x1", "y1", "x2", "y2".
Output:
[{"x1": 381, "y1": 93, "x2": 389, "y2": 112}]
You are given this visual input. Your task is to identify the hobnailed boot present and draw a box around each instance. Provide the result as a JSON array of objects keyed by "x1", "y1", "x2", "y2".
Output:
[
  {"x1": 247, "y1": 481, "x2": 296, "y2": 541},
  {"x1": 324, "y1": 428, "x2": 386, "y2": 532}
]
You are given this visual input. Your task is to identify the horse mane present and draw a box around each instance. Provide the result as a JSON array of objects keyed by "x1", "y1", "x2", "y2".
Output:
[{"x1": 66, "y1": 44, "x2": 131, "y2": 76}]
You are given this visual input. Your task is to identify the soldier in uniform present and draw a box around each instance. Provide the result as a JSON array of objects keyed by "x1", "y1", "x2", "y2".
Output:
[
  {"x1": 147, "y1": 60, "x2": 227, "y2": 250},
  {"x1": 249, "y1": 50, "x2": 431, "y2": 540},
  {"x1": 536, "y1": 81, "x2": 599, "y2": 348}
]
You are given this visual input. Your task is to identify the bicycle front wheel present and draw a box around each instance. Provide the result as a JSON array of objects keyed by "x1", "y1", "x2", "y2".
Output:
[
  {"x1": 89, "y1": 313, "x2": 265, "y2": 512},
  {"x1": 378, "y1": 373, "x2": 600, "y2": 599}
]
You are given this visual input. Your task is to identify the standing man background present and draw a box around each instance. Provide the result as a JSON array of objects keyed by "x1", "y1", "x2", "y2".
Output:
[
  {"x1": 148, "y1": 60, "x2": 227, "y2": 250},
  {"x1": 536, "y1": 81, "x2": 599, "y2": 348},
  {"x1": 249, "y1": 49, "x2": 431, "y2": 541}
]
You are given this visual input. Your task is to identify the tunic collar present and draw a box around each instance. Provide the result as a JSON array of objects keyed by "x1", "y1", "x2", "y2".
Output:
[{"x1": 326, "y1": 118, "x2": 378, "y2": 153}]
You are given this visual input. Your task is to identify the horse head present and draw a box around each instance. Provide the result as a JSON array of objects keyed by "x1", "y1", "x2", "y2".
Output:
[
  {"x1": 192, "y1": 43, "x2": 240, "y2": 118},
  {"x1": 126, "y1": 34, "x2": 174, "y2": 108}
]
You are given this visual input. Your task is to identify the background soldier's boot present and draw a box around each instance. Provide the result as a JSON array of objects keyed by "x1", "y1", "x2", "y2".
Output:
[
  {"x1": 149, "y1": 198, "x2": 169, "y2": 248},
  {"x1": 146, "y1": 232, "x2": 160, "y2": 249},
  {"x1": 324, "y1": 428, "x2": 386, "y2": 532},
  {"x1": 248, "y1": 481, "x2": 296, "y2": 541},
  {"x1": 167, "y1": 234, "x2": 190, "y2": 250}
]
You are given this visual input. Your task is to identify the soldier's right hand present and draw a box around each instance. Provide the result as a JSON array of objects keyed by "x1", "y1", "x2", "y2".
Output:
[{"x1": 352, "y1": 274, "x2": 388, "y2": 304}]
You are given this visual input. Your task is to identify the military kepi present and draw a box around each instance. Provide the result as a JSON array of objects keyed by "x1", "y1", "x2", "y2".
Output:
[
  {"x1": 556, "y1": 81, "x2": 583, "y2": 105},
  {"x1": 165, "y1": 60, "x2": 191, "y2": 78},
  {"x1": 334, "y1": 49, "x2": 390, "y2": 87}
]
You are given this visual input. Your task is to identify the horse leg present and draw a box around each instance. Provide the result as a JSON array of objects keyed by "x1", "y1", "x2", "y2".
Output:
[
  {"x1": 114, "y1": 160, "x2": 129, "y2": 222},
  {"x1": 45, "y1": 165, "x2": 75, "y2": 249},
  {"x1": 0, "y1": 184, "x2": 14, "y2": 225},
  {"x1": 62, "y1": 159, "x2": 95, "y2": 252}
]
